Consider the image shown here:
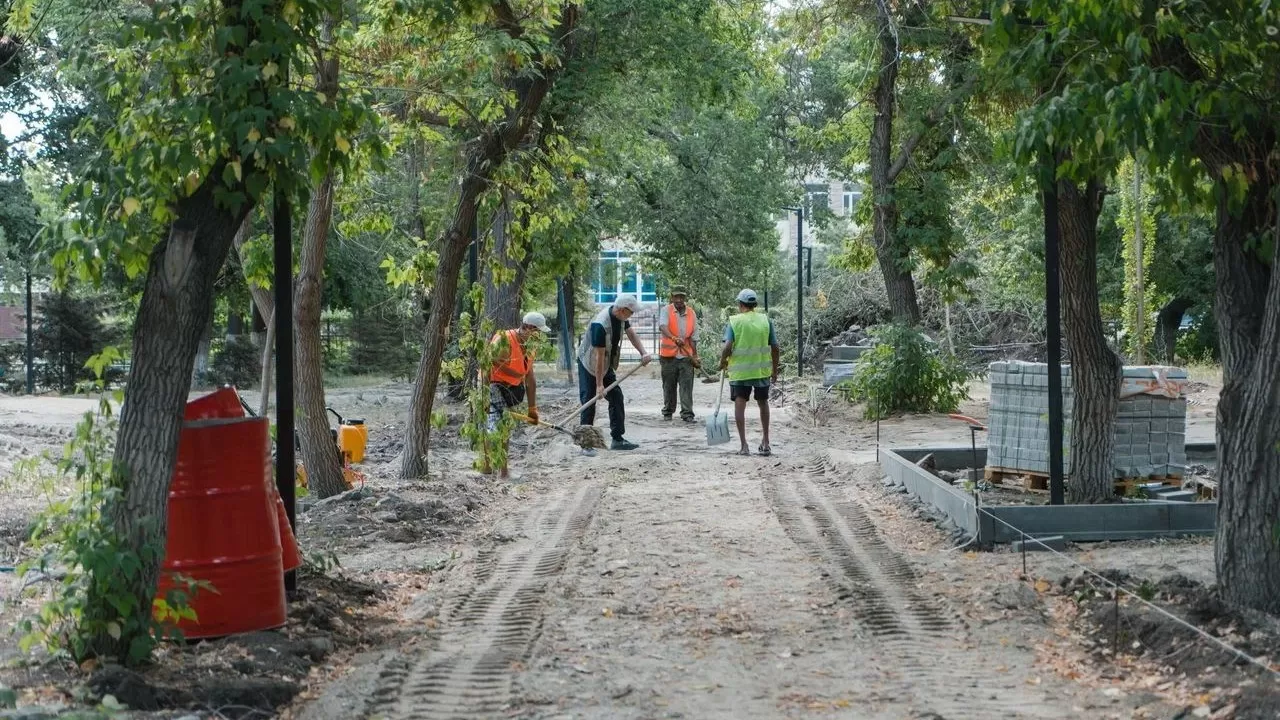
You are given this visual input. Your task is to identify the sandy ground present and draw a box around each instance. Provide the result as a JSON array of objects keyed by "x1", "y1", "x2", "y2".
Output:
[{"x1": 0, "y1": 368, "x2": 1262, "y2": 719}]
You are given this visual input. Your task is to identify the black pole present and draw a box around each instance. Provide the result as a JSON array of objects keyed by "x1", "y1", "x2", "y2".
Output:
[
  {"x1": 763, "y1": 290, "x2": 769, "y2": 313},
  {"x1": 273, "y1": 188, "x2": 297, "y2": 595},
  {"x1": 795, "y1": 207, "x2": 804, "y2": 376},
  {"x1": 1044, "y1": 176, "x2": 1066, "y2": 506},
  {"x1": 24, "y1": 272, "x2": 33, "y2": 394},
  {"x1": 805, "y1": 247, "x2": 813, "y2": 287},
  {"x1": 556, "y1": 278, "x2": 571, "y2": 371}
]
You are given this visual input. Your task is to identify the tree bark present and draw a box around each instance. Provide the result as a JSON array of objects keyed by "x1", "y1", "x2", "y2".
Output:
[
  {"x1": 483, "y1": 194, "x2": 532, "y2": 330},
  {"x1": 562, "y1": 265, "x2": 577, "y2": 382},
  {"x1": 1200, "y1": 155, "x2": 1280, "y2": 614},
  {"x1": 1058, "y1": 176, "x2": 1122, "y2": 504},
  {"x1": 191, "y1": 319, "x2": 213, "y2": 387},
  {"x1": 400, "y1": 2, "x2": 579, "y2": 479},
  {"x1": 293, "y1": 21, "x2": 346, "y2": 500},
  {"x1": 1152, "y1": 297, "x2": 1192, "y2": 365},
  {"x1": 294, "y1": 170, "x2": 345, "y2": 498},
  {"x1": 108, "y1": 166, "x2": 251, "y2": 658},
  {"x1": 867, "y1": 5, "x2": 921, "y2": 326},
  {"x1": 259, "y1": 308, "x2": 275, "y2": 417}
]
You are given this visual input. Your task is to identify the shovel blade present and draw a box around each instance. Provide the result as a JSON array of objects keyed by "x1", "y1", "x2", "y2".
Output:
[{"x1": 706, "y1": 411, "x2": 731, "y2": 446}]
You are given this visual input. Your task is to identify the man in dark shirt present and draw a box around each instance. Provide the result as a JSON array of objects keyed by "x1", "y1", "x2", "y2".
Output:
[{"x1": 575, "y1": 294, "x2": 652, "y2": 450}]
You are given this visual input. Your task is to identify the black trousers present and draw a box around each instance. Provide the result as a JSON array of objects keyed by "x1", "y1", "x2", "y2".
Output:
[{"x1": 577, "y1": 361, "x2": 625, "y2": 440}]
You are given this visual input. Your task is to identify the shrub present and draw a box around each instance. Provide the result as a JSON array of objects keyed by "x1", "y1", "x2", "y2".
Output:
[
  {"x1": 203, "y1": 335, "x2": 260, "y2": 388},
  {"x1": 840, "y1": 323, "x2": 970, "y2": 420}
]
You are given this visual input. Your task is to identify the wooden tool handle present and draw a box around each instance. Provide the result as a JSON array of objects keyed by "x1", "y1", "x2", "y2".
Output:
[{"x1": 557, "y1": 362, "x2": 645, "y2": 426}]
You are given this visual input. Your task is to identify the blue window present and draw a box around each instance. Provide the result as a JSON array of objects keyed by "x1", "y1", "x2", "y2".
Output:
[{"x1": 593, "y1": 250, "x2": 660, "y2": 304}]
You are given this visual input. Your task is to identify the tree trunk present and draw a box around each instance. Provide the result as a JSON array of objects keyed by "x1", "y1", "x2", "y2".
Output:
[
  {"x1": 1201, "y1": 157, "x2": 1280, "y2": 613},
  {"x1": 293, "y1": 23, "x2": 346, "y2": 500},
  {"x1": 107, "y1": 168, "x2": 250, "y2": 658},
  {"x1": 191, "y1": 319, "x2": 213, "y2": 387},
  {"x1": 259, "y1": 308, "x2": 275, "y2": 417},
  {"x1": 294, "y1": 170, "x2": 345, "y2": 498},
  {"x1": 1152, "y1": 297, "x2": 1192, "y2": 365},
  {"x1": 400, "y1": 3, "x2": 579, "y2": 479},
  {"x1": 483, "y1": 194, "x2": 533, "y2": 329},
  {"x1": 867, "y1": 7, "x2": 922, "y2": 326},
  {"x1": 1057, "y1": 176, "x2": 1122, "y2": 504}
]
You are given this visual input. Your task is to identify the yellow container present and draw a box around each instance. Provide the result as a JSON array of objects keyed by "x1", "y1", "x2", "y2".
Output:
[{"x1": 337, "y1": 419, "x2": 367, "y2": 464}]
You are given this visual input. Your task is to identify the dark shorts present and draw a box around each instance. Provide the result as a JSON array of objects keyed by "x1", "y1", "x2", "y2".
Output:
[
  {"x1": 487, "y1": 383, "x2": 526, "y2": 431},
  {"x1": 729, "y1": 380, "x2": 770, "y2": 401}
]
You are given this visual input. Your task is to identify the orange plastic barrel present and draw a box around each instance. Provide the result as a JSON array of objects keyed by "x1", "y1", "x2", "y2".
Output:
[
  {"x1": 184, "y1": 387, "x2": 245, "y2": 421},
  {"x1": 273, "y1": 490, "x2": 302, "y2": 572},
  {"x1": 181, "y1": 389, "x2": 301, "y2": 570},
  {"x1": 156, "y1": 416, "x2": 286, "y2": 639}
]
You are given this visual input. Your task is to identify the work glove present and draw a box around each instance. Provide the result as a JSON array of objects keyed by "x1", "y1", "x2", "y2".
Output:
[{"x1": 527, "y1": 407, "x2": 540, "y2": 424}]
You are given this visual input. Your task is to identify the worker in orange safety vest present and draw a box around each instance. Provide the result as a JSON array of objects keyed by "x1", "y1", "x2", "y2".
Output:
[
  {"x1": 481, "y1": 311, "x2": 551, "y2": 481},
  {"x1": 658, "y1": 285, "x2": 699, "y2": 422}
]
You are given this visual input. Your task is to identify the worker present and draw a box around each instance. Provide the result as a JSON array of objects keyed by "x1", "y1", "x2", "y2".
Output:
[
  {"x1": 658, "y1": 285, "x2": 699, "y2": 423},
  {"x1": 576, "y1": 293, "x2": 652, "y2": 451},
  {"x1": 719, "y1": 289, "x2": 781, "y2": 457},
  {"x1": 482, "y1": 311, "x2": 552, "y2": 481}
]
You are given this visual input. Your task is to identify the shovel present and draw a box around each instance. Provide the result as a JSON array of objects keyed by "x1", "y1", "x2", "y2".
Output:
[
  {"x1": 509, "y1": 412, "x2": 606, "y2": 449},
  {"x1": 706, "y1": 375, "x2": 731, "y2": 446},
  {"x1": 674, "y1": 339, "x2": 719, "y2": 383},
  {"x1": 555, "y1": 362, "x2": 646, "y2": 427}
]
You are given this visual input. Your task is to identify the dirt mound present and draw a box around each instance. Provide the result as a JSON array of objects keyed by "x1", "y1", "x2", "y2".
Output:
[{"x1": 1065, "y1": 571, "x2": 1280, "y2": 719}]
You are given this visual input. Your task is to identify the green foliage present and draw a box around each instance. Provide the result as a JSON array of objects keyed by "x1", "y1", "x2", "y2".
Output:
[
  {"x1": 16, "y1": 353, "x2": 203, "y2": 666},
  {"x1": 1116, "y1": 159, "x2": 1157, "y2": 358},
  {"x1": 42, "y1": 0, "x2": 378, "y2": 286},
  {"x1": 32, "y1": 289, "x2": 124, "y2": 394},
  {"x1": 839, "y1": 324, "x2": 969, "y2": 420},
  {"x1": 348, "y1": 307, "x2": 420, "y2": 379},
  {"x1": 203, "y1": 335, "x2": 260, "y2": 388}
]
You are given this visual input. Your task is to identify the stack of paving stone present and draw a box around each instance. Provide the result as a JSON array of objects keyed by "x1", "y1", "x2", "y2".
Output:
[{"x1": 986, "y1": 361, "x2": 1188, "y2": 481}]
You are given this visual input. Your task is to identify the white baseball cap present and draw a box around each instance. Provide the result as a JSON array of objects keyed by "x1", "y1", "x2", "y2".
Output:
[
  {"x1": 522, "y1": 312, "x2": 552, "y2": 333},
  {"x1": 614, "y1": 294, "x2": 640, "y2": 312},
  {"x1": 736, "y1": 288, "x2": 758, "y2": 304}
]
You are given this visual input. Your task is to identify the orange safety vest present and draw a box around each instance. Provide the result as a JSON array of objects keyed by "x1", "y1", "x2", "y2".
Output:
[
  {"x1": 658, "y1": 305, "x2": 697, "y2": 358},
  {"x1": 489, "y1": 330, "x2": 534, "y2": 386}
]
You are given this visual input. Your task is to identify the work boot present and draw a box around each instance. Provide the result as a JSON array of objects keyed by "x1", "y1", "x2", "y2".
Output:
[
  {"x1": 610, "y1": 438, "x2": 639, "y2": 451},
  {"x1": 681, "y1": 415, "x2": 696, "y2": 423}
]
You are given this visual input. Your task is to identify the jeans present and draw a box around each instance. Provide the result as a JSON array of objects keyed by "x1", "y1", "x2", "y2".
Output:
[
  {"x1": 577, "y1": 360, "x2": 626, "y2": 440},
  {"x1": 660, "y1": 357, "x2": 695, "y2": 419}
]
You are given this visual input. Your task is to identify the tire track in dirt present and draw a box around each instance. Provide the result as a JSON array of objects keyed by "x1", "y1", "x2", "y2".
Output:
[
  {"x1": 764, "y1": 458, "x2": 1057, "y2": 720},
  {"x1": 365, "y1": 483, "x2": 602, "y2": 719}
]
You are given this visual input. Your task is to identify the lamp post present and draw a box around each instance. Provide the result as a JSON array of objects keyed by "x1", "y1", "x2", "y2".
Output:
[
  {"x1": 272, "y1": 186, "x2": 296, "y2": 596},
  {"x1": 782, "y1": 205, "x2": 804, "y2": 376},
  {"x1": 1043, "y1": 171, "x2": 1065, "y2": 506}
]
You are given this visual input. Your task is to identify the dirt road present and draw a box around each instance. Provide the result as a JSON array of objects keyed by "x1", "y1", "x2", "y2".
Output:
[{"x1": 296, "y1": 370, "x2": 1203, "y2": 720}]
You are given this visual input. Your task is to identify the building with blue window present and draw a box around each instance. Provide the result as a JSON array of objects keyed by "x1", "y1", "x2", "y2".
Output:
[{"x1": 590, "y1": 248, "x2": 661, "y2": 306}]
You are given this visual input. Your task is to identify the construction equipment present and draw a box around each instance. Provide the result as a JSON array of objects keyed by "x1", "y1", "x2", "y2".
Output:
[
  {"x1": 326, "y1": 407, "x2": 368, "y2": 464},
  {"x1": 509, "y1": 411, "x2": 606, "y2": 449},
  {"x1": 706, "y1": 375, "x2": 731, "y2": 446}
]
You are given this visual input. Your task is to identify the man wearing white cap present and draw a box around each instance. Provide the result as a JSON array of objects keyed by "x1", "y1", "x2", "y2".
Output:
[
  {"x1": 576, "y1": 294, "x2": 652, "y2": 450},
  {"x1": 482, "y1": 311, "x2": 552, "y2": 480},
  {"x1": 719, "y1": 289, "x2": 780, "y2": 456}
]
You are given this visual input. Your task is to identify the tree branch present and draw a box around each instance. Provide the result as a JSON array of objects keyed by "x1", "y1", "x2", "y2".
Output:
[
  {"x1": 492, "y1": 0, "x2": 525, "y2": 39},
  {"x1": 886, "y1": 73, "x2": 977, "y2": 183}
]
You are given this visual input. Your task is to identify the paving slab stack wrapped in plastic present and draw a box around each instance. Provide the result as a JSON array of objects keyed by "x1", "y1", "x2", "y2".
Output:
[{"x1": 986, "y1": 361, "x2": 1188, "y2": 480}]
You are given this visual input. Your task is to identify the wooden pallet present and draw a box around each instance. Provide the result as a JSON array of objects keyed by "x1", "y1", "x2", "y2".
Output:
[{"x1": 985, "y1": 467, "x2": 1185, "y2": 496}]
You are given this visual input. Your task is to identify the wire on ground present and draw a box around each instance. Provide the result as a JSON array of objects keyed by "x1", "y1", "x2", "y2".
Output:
[{"x1": 975, "y1": 503, "x2": 1280, "y2": 679}]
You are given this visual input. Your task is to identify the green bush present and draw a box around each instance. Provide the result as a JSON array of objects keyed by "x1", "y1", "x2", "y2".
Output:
[
  {"x1": 203, "y1": 335, "x2": 260, "y2": 388},
  {"x1": 840, "y1": 324, "x2": 970, "y2": 420}
]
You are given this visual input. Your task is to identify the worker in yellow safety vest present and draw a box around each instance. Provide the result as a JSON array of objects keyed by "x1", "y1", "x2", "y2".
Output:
[
  {"x1": 718, "y1": 289, "x2": 781, "y2": 456},
  {"x1": 658, "y1": 285, "x2": 700, "y2": 422},
  {"x1": 482, "y1": 311, "x2": 552, "y2": 481}
]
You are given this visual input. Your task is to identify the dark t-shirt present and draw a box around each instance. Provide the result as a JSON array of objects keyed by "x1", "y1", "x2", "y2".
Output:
[{"x1": 589, "y1": 312, "x2": 630, "y2": 364}]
